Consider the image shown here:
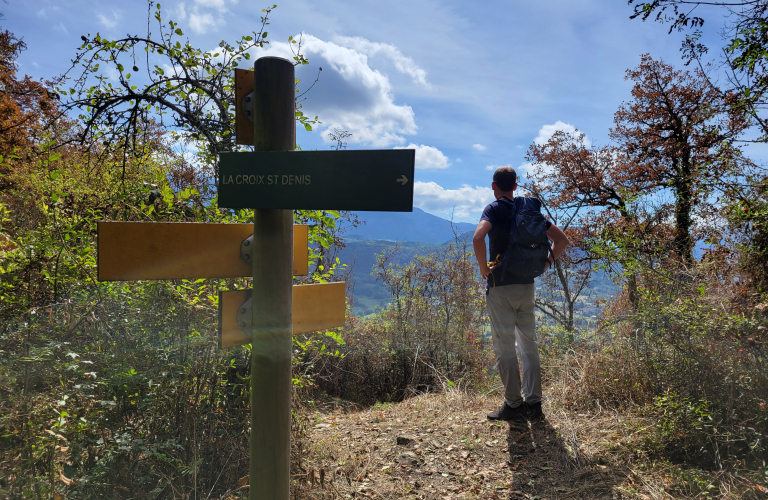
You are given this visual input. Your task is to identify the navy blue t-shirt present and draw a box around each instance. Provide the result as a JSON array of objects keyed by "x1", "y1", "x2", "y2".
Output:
[{"x1": 480, "y1": 196, "x2": 552, "y2": 287}]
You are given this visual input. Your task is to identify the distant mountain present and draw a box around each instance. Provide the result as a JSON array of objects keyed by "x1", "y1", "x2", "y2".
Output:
[{"x1": 339, "y1": 208, "x2": 476, "y2": 244}]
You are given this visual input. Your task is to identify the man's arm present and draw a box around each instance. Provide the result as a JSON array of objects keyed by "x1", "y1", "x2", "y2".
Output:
[
  {"x1": 545, "y1": 224, "x2": 570, "y2": 270},
  {"x1": 473, "y1": 220, "x2": 493, "y2": 279}
]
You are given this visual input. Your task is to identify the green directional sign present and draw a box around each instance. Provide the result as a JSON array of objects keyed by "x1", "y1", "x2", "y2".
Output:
[{"x1": 217, "y1": 149, "x2": 415, "y2": 211}]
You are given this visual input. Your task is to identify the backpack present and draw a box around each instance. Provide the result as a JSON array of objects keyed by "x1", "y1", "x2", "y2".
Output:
[{"x1": 497, "y1": 197, "x2": 553, "y2": 279}]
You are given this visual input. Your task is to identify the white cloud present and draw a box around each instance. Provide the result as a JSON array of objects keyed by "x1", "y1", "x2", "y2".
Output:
[
  {"x1": 189, "y1": 9, "x2": 220, "y2": 34},
  {"x1": 180, "y1": 0, "x2": 236, "y2": 34},
  {"x1": 103, "y1": 65, "x2": 120, "y2": 82},
  {"x1": 97, "y1": 11, "x2": 120, "y2": 29},
  {"x1": 175, "y1": 2, "x2": 188, "y2": 20},
  {"x1": 516, "y1": 161, "x2": 555, "y2": 180},
  {"x1": 393, "y1": 144, "x2": 450, "y2": 169},
  {"x1": 195, "y1": 0, "x2": 228, "y2": 11},
  {"x1": 472, "y1": 144, "x2": 486, "y2": 151},
  {"x1": 414, "y1": 181, "x2": 494, "y2": 218},
  {"x1": 456, "y1": 158, "x2": 462, "y2": 163},
  {"x1": 516, "y1": 162, "x2": 535, "y2": 177},
  {"x1": 332, "y1": 36, "x2": 430, "y2": 88},
  {"x1": 255, "y1": 34, "x2": 419, "y2": 147},
  {"x1": 533, "y1": 120, "x2": 590, "y2": 147}
]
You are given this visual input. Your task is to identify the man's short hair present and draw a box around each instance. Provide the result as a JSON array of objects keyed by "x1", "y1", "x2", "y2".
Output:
[{"x1": 493, "y1": 167, "x2": 517, "y2": 191}]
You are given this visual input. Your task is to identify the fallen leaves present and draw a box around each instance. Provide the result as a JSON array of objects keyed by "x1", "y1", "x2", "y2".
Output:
[
  {"x1": 301, "y1": 392, "x2": 720, "y2": 500},
  {"x1": 58, "y1": 469, "x2": 73, "y2": 486}
]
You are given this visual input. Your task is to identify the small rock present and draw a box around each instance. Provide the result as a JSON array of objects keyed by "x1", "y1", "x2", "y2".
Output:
[
  {"x1": 395, "y1": 451, "x2": 420, "y2": 466},
  {"x1": 314, "y1": 423, "x2": 331, "y2": 429},
  {"x1": 755, "y1": 303, "x2": 768, "y2": 318},
  {"x1": 396, "y1": 435, "x2": 416, "y2": 446}
]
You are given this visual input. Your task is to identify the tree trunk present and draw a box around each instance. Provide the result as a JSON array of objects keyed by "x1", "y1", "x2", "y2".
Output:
[
  {"x1": 674, "y1": 157, "x2": 694, "y2": 265},
  {"x1": 627, "y1": 273, "x2": 639, "y2": 311}
]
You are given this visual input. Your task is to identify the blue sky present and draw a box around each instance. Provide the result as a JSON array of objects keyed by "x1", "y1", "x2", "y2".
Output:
[{"x1": 7, "y1": 0, "x2": 767, "y2": 223}]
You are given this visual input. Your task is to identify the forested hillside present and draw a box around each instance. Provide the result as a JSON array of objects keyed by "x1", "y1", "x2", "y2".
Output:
[
  {"x1": 1, "y1": 1, "x2": 768, "y2": 499},
  {"x1": 339, "y1": 236, "x2": 617, "y2": 318}
]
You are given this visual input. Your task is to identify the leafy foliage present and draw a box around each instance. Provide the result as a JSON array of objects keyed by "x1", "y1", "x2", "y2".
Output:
[
  {"x1": 726, "y1": 173, "x2": 768, "y2": 293},
  {"x1": 525, "y1": 55, "x2": 753, "y2": 314},
  {"x1": 0, "y1": 31, "x2": 59, "y2": 162}
]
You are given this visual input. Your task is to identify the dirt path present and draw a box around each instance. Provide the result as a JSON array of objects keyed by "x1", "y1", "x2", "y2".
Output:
[{"x1": 292, "y1": 391, "x2": 640, "y2": 499}]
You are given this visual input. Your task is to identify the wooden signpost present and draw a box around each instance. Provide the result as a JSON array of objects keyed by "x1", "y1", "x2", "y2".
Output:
[{"x1": 97, "y1": 56, "x2": 415, "y2": 500}]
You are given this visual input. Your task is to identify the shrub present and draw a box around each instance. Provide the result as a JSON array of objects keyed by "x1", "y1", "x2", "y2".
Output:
[{"x1": 308, "y1": 237, "x2": 494, "y2": 405}]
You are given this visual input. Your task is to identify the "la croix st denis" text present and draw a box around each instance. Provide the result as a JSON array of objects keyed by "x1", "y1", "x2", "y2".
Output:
[{"x1": 220, "y1": 174, "x2": 311, "y2": 186}]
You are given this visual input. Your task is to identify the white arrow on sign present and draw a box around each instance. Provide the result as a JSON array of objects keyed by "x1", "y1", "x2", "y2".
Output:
[{"x1": 397, "y1": 175, "x2": 409, "y2": 185}]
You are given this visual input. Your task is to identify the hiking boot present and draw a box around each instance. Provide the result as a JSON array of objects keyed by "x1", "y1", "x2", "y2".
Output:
[
  {"x1": 525, "y1": 401, "x2": 544, "y2": 420},
  {"x1": 487, "y1": 402, "x2": 527, "y2": 421}
]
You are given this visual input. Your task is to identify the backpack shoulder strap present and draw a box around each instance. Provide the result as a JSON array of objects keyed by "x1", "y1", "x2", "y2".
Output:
[{"x1": 496, "y1": 197, "x2": 517, "y2": 228}]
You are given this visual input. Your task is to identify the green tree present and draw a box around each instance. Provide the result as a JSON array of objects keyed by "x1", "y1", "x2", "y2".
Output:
[{"x1": 55, "y1": 1, "x2": 317, "y2": 178}]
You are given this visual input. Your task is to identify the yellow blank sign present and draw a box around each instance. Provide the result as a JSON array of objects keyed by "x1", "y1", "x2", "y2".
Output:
[
  {"x1": 97, "y1": 222, "x2": 309, "y2": 281},
  {"x1": 234, "y1": 68, "x2": 255, "y2": 146},
  {"x1": 218, "y1": 282, "x2": 346, "y2": 348}
]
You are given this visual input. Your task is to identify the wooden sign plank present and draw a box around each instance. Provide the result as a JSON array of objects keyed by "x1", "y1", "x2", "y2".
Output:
[
  {"x1": 218, "y1": 282, "x2": 346, "y2": 348},
  {"x1": 97, "y1": 222, "x2": 309, "y2": 281},
  {"x1": 217, "y1": 149, "x2": 415, "y2": 211},
  {"x1": 234, "y1": 68, "x2": 255, "y2": 146}
]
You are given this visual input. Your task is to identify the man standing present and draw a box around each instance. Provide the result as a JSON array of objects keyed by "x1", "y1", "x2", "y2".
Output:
[{"x1": 473, "y1": 167, "x2": 569, "y2": 421}]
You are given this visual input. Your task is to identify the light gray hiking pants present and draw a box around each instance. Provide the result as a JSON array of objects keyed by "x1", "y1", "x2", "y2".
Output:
[{"x1": 487, "y1": 283, "x2": 542, "y2": 408}]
